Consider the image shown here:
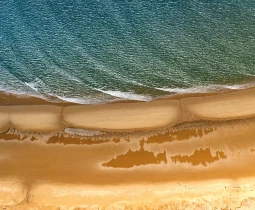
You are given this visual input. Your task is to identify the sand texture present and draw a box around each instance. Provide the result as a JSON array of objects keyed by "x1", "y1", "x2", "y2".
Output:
[
  {"x1": 0, "y1": 88, "x2": 254, "y2": 133},
  {"x1": 10, "y1": 105, "x2": 64, "y2": 132},
  {"x1": 0, "y1": 107, "x2": 10, "y2": 133},
  {"x1": 1, "y1": 117, "x2": 255, "y2": 209},
  {"x1": 63, "y1": 100, "x2": 181, "y2": 131},
  {"x1": 0, "y1": 105, "x2": 64, "y2": 133},
  {"x1": 1, "y1": 180, "x2": 255, "y2": 210},
  {"x1": 1, "y1": 88, "x2": 255, "y2": 209},
  {"x1": 181, "y1": 87, "x2": 255, "y2": 120}
]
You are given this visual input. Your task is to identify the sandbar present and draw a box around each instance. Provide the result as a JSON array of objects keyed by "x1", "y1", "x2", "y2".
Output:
[
  {"x1": 0, "y1": 107, "x2": 9, "y2": 133},
  {"x1": 0, "y1": 87, "x2": 255, "y2": 132},
  {"x1": 63, "y1": 100, "x2": 181, "y2": 131},
  {"x1": 181, "y1": 87, "x2": 255, "y2": 120}
]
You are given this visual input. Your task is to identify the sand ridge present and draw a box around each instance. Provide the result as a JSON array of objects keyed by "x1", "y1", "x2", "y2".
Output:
[
  {"x1": 181, "y1": 87, "x2": 255, "y2": 120},
  {"x1": 0, "y1": 105, "x2": 64, "y2": 133},
  {"x1": 0, "y1": 107, "x2": 9, "y2": 133},
  {"x1": 0, "y1": 87, "x2": 255, "y2": 133},
  {"x1": 9, "y1": 105, "x2": 64, "y2": 132},
  {"x1": 63, "y1": 100, "x2": 182, "y2": 131}
]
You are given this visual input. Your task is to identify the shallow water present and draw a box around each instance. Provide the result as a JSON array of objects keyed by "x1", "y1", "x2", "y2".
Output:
[{"x1": 1, "y1": 0, "x2": 255, "y2": 103}]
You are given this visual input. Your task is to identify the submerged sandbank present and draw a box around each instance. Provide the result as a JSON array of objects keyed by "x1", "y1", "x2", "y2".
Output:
[{"x1": 1, "y1": 87, "x2": 255, "y2": 133}]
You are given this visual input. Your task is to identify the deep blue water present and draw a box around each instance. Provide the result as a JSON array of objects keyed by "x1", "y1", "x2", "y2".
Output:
[{"x1": 1, "y1": 0, "x2": 255, "y2": 103}]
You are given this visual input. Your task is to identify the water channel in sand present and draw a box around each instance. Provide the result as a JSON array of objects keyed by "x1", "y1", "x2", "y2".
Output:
[{"x1": 1, "y1": 117, "x2": 255, "y2": 209}]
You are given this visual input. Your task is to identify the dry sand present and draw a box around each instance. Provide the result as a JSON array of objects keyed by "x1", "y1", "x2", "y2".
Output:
[{"x1": 2, "y1": 180, "x2": 255, "y2": 210}]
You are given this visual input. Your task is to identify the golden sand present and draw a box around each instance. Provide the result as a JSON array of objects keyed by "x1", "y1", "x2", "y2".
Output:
[
  {"x1": 0, "y1": 107, "x2": 9, "y2": 133},
  {"x1": 2, "y1": 180, "x2": 255, "y2": 210},
  {"x1": 1, "y1": 88, "x2": 255, "y2": 209},
  {"x1": 1, "y1": 116, "x2": 255, "y2": 209},
  {"x1": 0, "y1": 88, "x2": 253, "y2": 133},
  {"x1": 181, "y1": 87, "x2": 255, "y2": 120},
  {"x1": 63, "y1": 100, "x2": 181, "y2": 131},
  {"x1": 0, "y1": 105, "x2": 64, "y2": 133},
  {"x1": 9, "y1": 105, "x2": 64, "y2": 132},
  {"x1": 0, "y1": 87, "x2": 255, "y2": 133}
]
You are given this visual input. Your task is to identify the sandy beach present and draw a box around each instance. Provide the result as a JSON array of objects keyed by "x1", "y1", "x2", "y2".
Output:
[
  {"x1": 1, "y1": 87, "x2": 255, "y2": 209},
  {"x1": 1, "y1": 87, "x2": 255, "y2": 133},
  {"x1": 2, "y1": 0, "x2": 255, "y2": 208}
]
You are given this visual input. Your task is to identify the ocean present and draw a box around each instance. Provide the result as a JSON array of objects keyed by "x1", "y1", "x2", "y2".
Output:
[{"x1": 0, "y1": 0, "x2": 255, "y2": 103}]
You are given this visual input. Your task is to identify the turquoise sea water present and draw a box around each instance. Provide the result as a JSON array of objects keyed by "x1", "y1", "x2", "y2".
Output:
[{"x1": 0, "y1": 0, "x2": 255, "y2": 103}]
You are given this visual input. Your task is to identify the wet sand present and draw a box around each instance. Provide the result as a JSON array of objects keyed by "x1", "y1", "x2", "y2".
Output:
[
  {"x1": 1, "y1": 117, "x2": 255, "y2": 209},
  {"x1": 1, "y1": 88, "x2": 255, "y2": 209},
  {"x1": 1, "y1": 87, "x2": 255, "y2": 133}
]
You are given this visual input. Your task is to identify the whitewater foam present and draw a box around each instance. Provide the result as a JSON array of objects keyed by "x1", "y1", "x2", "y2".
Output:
[
  {"x1": 156, "y1": 83, "x2": 255, "y2": 94},
  {"x1": 95, "y1": 89, "x2": 152, "y2": 101},
  {"x1": 1, "y1": 82, "x2": 255, "y2": 105},
  {"x1": 54, "y1": 95, "x2": 102, "y2": 104},
  {"x1": 1, "y1": 0, "x2": 255, "y2": 106}
]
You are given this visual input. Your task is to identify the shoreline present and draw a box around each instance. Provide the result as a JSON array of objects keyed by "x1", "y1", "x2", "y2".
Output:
[
  {"x1": 1, "y1": 86, "x2": 255, "y2": 133},
  {"x1": 0, "y1": 81, "x2": 253, "y2": 105}
]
